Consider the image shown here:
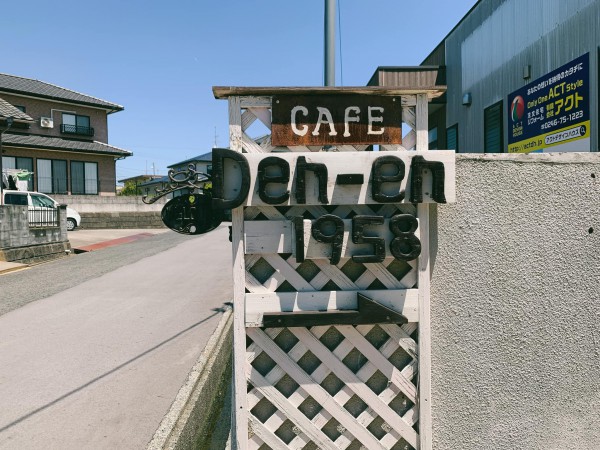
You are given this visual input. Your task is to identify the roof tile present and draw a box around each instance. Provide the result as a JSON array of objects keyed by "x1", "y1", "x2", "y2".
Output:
[
  {"x1": 3, "y1": 133, "x2": 132, "y2": 157},
  {"x1": 0, "y1": 73, "x2": 123, "y2": 111}
]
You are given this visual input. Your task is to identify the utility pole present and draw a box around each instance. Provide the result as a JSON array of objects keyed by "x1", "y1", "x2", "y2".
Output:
[{"x1": 324, "y1": 0, "x2": 336, "y2": 86}]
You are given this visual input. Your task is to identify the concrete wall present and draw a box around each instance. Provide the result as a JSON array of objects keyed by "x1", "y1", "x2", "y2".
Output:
[
  {"x1": 0, "y1": 205, "x2": 70, "y2": 263},
  {"x1": 52, "y1": 195, "x2": 168, "y2": 229},
  {"x1": 430, "y1": 153, "x2": 600, "y2": 448},
  {"x1": 53, "y1": 194, "x2": 168, "y2": 212}
]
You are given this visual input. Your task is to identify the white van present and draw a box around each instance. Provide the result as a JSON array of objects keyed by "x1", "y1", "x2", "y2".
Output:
[{"x1": 2, "y1": 190, "x2": 82, "y2": 231}]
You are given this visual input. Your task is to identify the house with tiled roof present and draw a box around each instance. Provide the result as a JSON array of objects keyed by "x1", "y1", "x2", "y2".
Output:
[
  {"x1": 167, "y1": 151, "x2": 213, "y2": 175},
  {"x1": 0, "y1": 73, "x2": 131, "y2": 196},
  {"x1": 136, "y1": 151, "x2": 213, "y2": 201}
]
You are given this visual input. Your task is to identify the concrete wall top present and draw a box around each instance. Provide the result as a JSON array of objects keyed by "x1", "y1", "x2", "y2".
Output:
[
  {"x1": 431, "y1": 152, "x2": 600, "y2": 448},
  {"x1": 52, "y1": 195, "x2": 168, "y2": 213}
]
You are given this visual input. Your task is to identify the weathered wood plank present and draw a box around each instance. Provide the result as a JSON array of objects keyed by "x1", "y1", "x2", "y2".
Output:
[
  {"x1": 402, "y1": 106, "x2": 416, "y2": 130},
  {"x1": 416, "y1": 92, "x2": 432, "y2": 450},
  {"x1": 288, "y1": 328, "x2": 418, "y2": 448},
  {"x1": 245, "y1": 289, "x2": 419, "y2": 326},
  {"x1": 229, "y1": 96, "x2": 248, "y2": 450},
  {"x1": 213, "y1": 86, "x2": 446, "y2": 99},
  {"x1": 241, "y1": 132, "x2": 264, "y2": 153},
  {"x1": 241, "y1": 109, "x2": 257, "y2": 132},
  {"x1": 248, "y1": 107, "x2": 272, "y2": 128},
  {"x1": 403, "y1": 130, "x2": 416, "y2": 150},
  {"x1": 249, "y1": 324, "x2": 417, "y2": 447},
  {"x1": 247, "y1": 328, "x2": 387, "y2": 450},
  {"x1": 336, "y1": 325, "x2": 417, "y2": 402},
  {"x1": 262, "y1": 254, "x2": 315, "y2": 292},
  {"x1": 239, "y1": 96, "x2": 272, "y2": 108},
  {"x1": 248, "y1": 415, "x2": 291, "y2": 450},
  {"x1": 248, "y1": 366, "x2": 340, "y2": 449}
]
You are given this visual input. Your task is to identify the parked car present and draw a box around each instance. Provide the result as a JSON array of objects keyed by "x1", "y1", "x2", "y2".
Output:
[{"x1": 2, "y1": 190, "x2": 82, "y2": 231}]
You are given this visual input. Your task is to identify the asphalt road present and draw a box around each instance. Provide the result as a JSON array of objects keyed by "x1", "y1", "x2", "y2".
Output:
[
  {"x1": 2, "y1": 230, "x2": 195, "y2": 316},
  {"x1": 0, "y1": 225, "x2": 233, "y2": 449}
]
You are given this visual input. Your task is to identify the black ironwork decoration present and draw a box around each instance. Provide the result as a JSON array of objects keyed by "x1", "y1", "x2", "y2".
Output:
[
  {"x1": 141, "y1": 164, "x2": 222, "y2": 235},
  {"x1": 211, "y1": 148, "x2": 251, "y2": 210},
  {"x1": 161, "y1": 193, "x2": 222, "y2": 235},
  {"x1": 351, "y1": 215, "x2": 386, "y2": 263},
  {"x1": 311, "y1": 214, "x2": 345, "y2": 265},
  {"x1": 295, "y1": 156, "x2": 329, "y2": 204},
  {"x1": 371, "y1": 155, "x2": 406, "y2": 203},
  {"x1": 261, "y1": 292, "x2": 408, "y2": 328},
  {"x1": 336, "y1": 173, "x2": 364, "y2": 185},
  {"x1": 257, "y1": 156, "x2": 290, "y2": 204},
  {"x1": 409, "y1": 155, "x2": 447, "y2": 203},
  {"x1": 389, "y1": 214, "x2": 421, "y2": 260},
  {"x1": 142, "y1": 164, "x2": 211, "y2": 205}
]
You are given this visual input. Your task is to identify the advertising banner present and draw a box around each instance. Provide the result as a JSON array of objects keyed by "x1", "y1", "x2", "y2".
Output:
[{"x1": 507, "y1": 53, "x2": 589, "y2": 153}]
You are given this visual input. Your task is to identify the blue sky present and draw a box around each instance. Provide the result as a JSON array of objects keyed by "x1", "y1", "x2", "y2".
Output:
[{"x1": 3, "y1": 0, "x2": 476, "y2": 181}]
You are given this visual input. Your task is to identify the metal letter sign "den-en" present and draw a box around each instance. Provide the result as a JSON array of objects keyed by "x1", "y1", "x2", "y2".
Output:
[{"x1": 271, "y1": 94, "x2": 402, "y2": 146}]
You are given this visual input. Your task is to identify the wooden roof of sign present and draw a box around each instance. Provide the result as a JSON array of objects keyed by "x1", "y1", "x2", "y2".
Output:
[{"x1": 212, "y1": 85, "x2": 447, "y2": 99}]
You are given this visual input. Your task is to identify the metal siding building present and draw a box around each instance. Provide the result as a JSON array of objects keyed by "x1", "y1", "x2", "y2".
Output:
[{"x1": 422, "y1": 0, "x2": 599, "y2": 153}]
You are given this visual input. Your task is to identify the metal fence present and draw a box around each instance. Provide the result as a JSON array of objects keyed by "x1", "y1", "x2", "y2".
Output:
[{"x1": 28, "y1": 206, "x2": 59, "y2": 228}]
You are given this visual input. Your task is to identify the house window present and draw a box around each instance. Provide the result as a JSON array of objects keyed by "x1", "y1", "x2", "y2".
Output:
[
  {"x1": 446, "y1": 124, "x2": 459, "y2": 152},
  {"x1": 428, "y1": 127, "x2": 438, "y2": 150},
  {"x1": 484, "y1": 101, "x2": 504, "y2": 153},
  {"x1": 37, "y1": 159, "x2": 67, "y2": 194},
  {"x1": 71, "y1": 161, "x2": 98, "y2": 194},
  {"x1": 2, "y1": 156, "x2": 34, "y2": 190},
  {"x1": 207, "y1": 164, "x2": 212, "y2": 175},
  {"x1": 14, "y1": 105, "x2": 26, "y2": 113},
  {"x1": 61, "y1": 113, "x2": 94, "y2": 136}
]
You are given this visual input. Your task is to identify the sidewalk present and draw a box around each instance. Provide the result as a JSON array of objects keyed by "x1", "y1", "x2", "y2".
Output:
[
  {"x1": 69, "y1": 228, "x2": 167, "y2": 252},
  {"x1": 0, "y1": 228, "x2": 168, "y2": 275}
]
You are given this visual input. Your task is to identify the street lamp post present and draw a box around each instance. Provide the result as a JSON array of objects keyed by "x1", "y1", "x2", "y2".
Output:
[{"x1": 0, "y1": 116, "x2": 15, "y2": 205}]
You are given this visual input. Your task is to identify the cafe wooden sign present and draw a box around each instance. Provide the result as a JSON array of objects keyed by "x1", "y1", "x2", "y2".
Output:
[
  {"x1": 212, "y1": 85, "x2": 449, "y2": 450},
  {"x1": 271, "y1": 94, "x2": 402, "y2": 146}
]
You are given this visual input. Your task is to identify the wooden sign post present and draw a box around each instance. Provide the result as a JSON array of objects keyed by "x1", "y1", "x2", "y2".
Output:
[{"x1": 213, "y1": 86, "x2": 453, "y2": 450}]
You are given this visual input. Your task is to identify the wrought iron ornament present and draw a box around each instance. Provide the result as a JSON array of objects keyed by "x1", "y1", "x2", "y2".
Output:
[
  {"x1": 142, "y1": 164, "x2": 222, "y2": 235},
  {"x1": 161, "y1": 193, "x2": 222, "y2": 235},
  {"x1": 142, "y1": 164, "x2": 210, "y2": 204}
]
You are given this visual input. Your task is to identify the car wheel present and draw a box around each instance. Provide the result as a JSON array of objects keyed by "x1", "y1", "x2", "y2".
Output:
[{"x1": 67, "y1": 218, "x2": 77, "y2": 231}]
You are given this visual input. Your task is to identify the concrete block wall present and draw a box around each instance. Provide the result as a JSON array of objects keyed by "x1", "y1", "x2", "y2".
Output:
[
  {"x1": 0, "y1": 205, "x2": 70, "y2": 263},
  {"x1": 52, "y1": 195, "x2": 168, "y2": 212},
  {"x1": 0, "y1": 205, "x2": 29, "y2": 248},
  {"x1": 52, "y1": 195, "x2": 168, "y2": 229},
  {"x1": 430, "y1": 153, "x2": 600, "y2": 449}
]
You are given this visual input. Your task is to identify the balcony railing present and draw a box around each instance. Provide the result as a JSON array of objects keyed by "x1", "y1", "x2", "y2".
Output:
[{"x1": 60, "y1": 124, "x2": 94, "y2": 137}]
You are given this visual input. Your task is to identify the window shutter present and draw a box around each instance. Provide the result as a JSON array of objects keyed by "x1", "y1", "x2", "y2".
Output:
[
  {"x1": 446, "y1": 125, "x2": 458, "y2": 152},
  {"x1": 484, "y1": 101, "x2": 503, "y2": 153}
]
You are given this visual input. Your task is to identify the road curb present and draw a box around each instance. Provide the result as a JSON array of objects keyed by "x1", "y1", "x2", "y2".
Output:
[{"x1": 147, "y1": 305, "x2": 233, "y2": 450}]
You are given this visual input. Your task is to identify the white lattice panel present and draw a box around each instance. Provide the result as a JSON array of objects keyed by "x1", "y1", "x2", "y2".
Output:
[{"x1": 224, "y1": 92, "x2": 435, "y2": 450}]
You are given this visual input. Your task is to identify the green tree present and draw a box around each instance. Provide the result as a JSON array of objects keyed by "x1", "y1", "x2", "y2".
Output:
[{"x1": 119, "y1": 180, "x2": 142, "y2": 196}]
